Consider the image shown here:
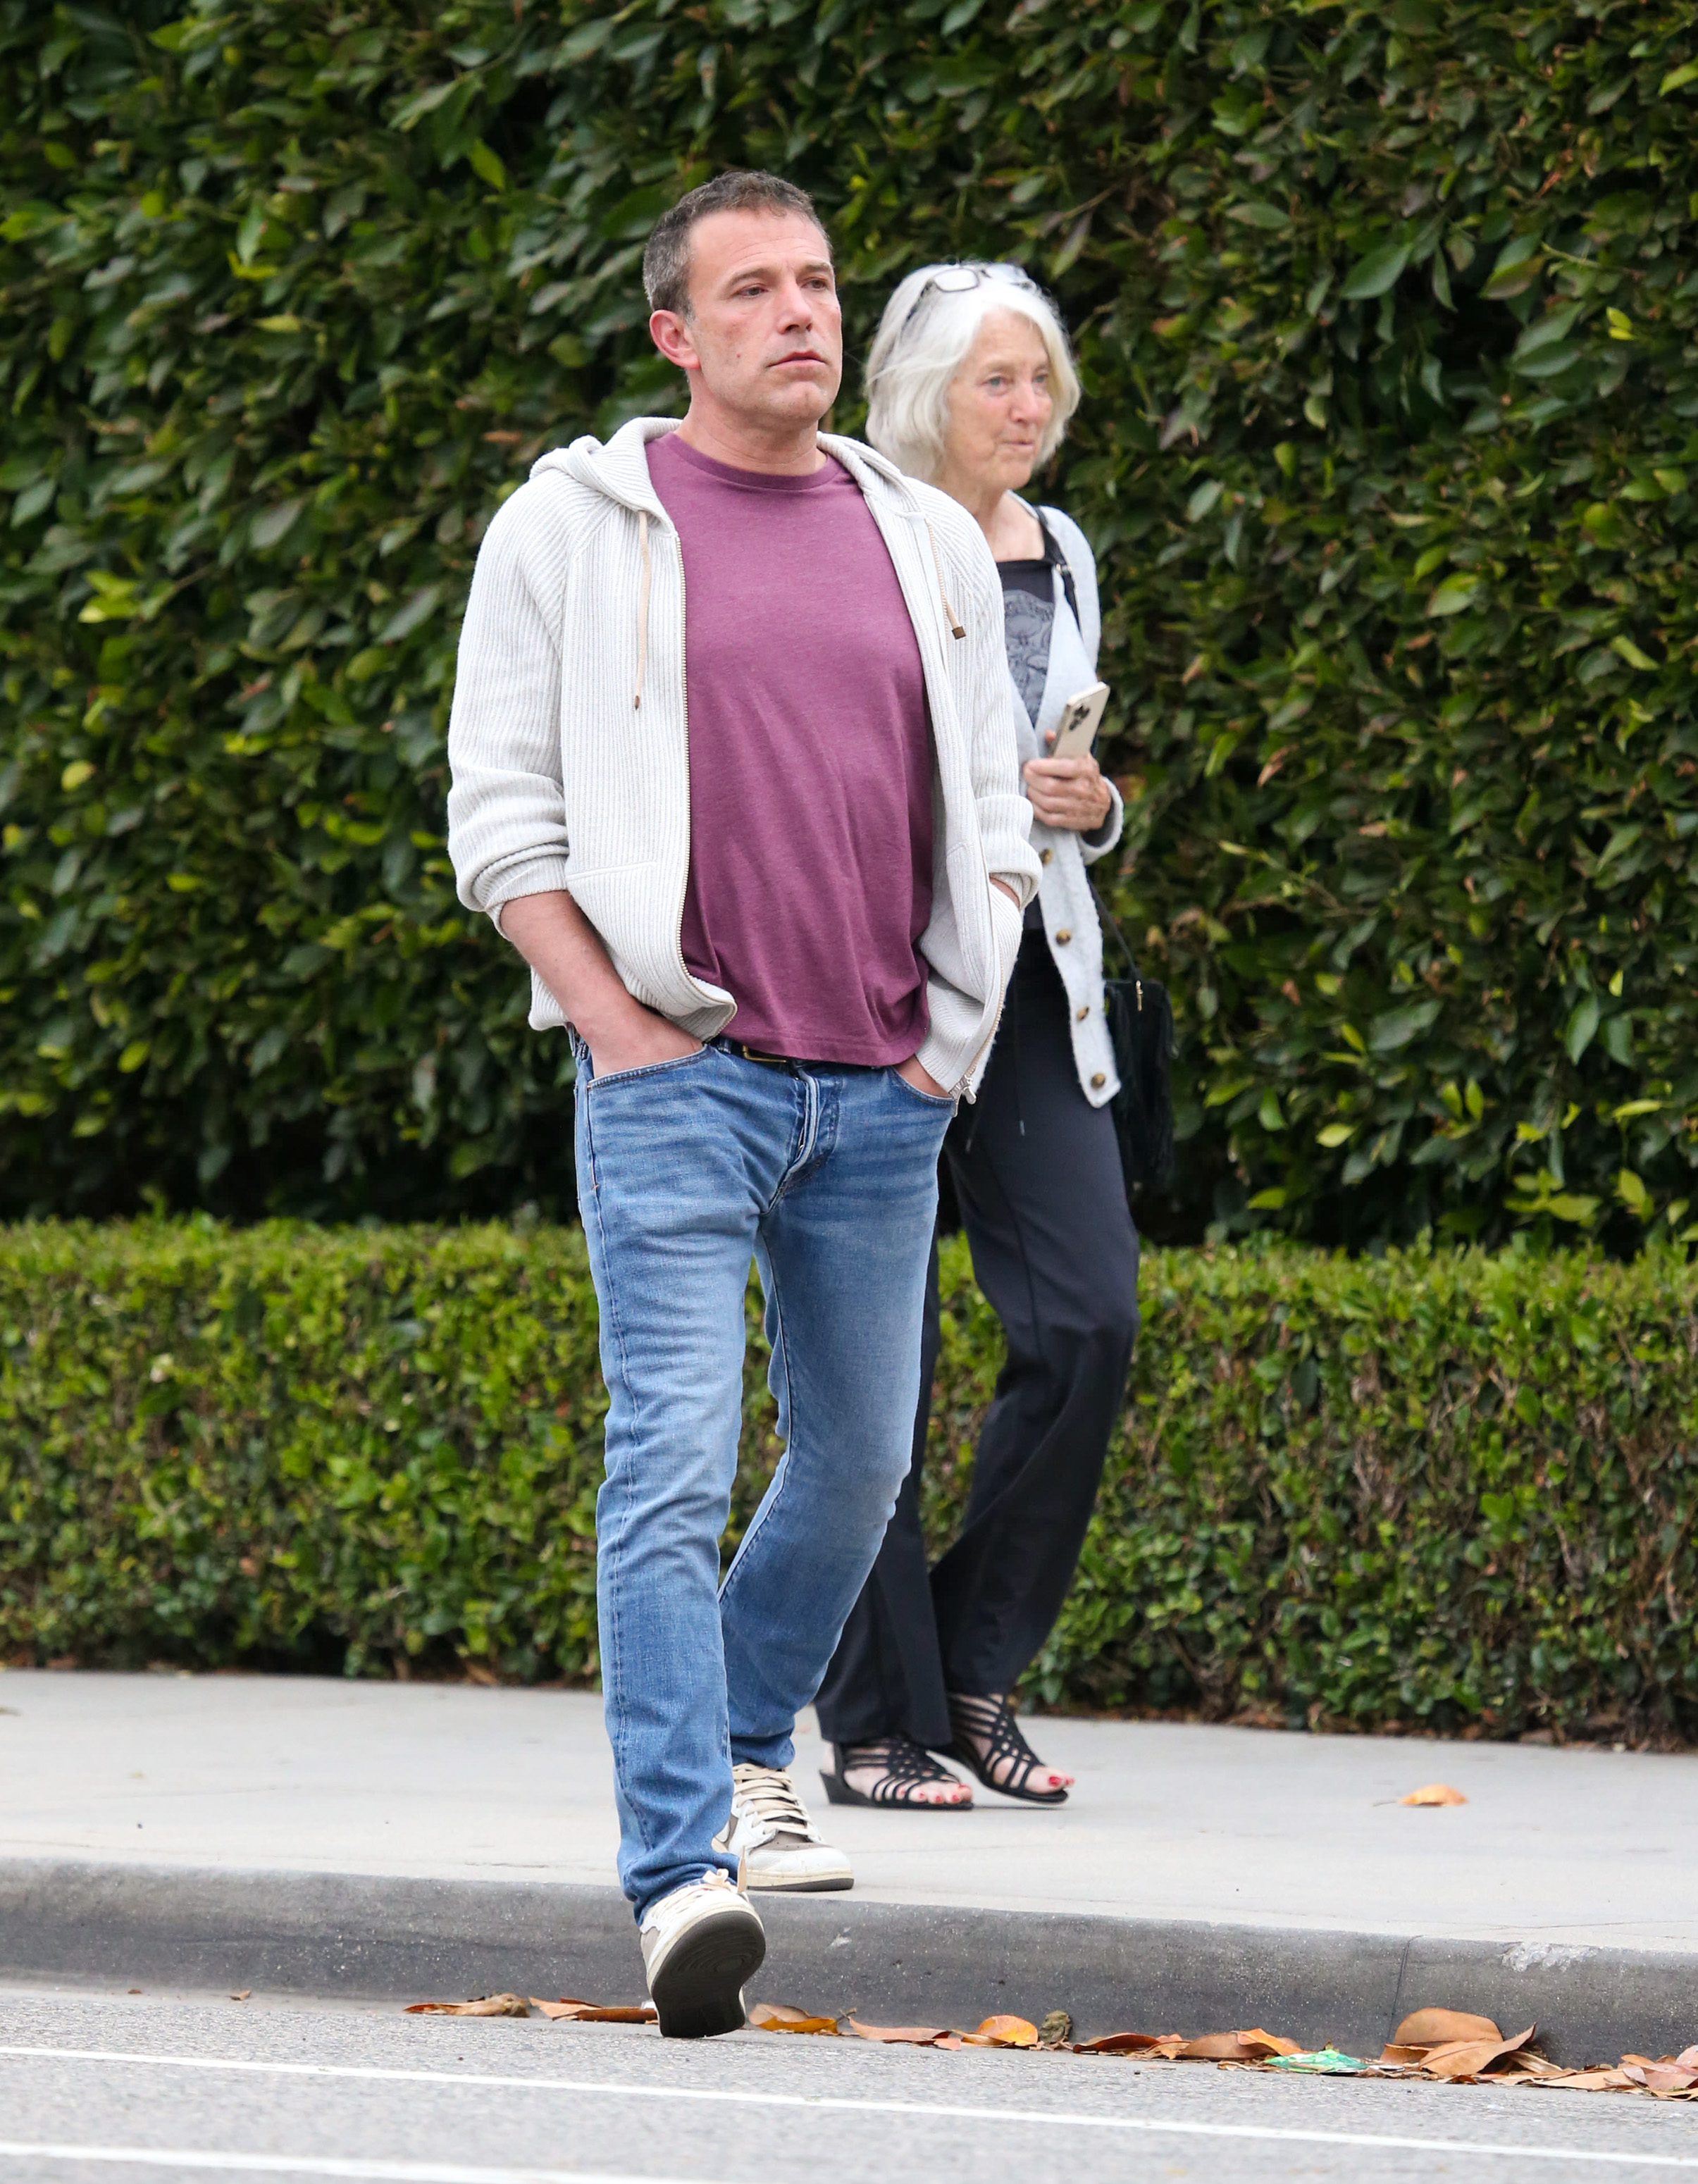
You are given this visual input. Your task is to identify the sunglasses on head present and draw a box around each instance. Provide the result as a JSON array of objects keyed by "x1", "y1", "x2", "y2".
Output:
[{"x1": 899, "y1": 261, "x2": 1039, "y2": 334}]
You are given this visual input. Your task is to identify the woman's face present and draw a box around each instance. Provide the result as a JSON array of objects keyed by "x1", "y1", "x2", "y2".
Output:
[{"x1": 941, "y1": 309, "x2": 1054, "y2": 495}]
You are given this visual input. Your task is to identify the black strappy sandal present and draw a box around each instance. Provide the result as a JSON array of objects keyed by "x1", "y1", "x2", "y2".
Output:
[
  {"x1": 946, "y1": 1692, "x2": 1069, "y2": 1805},
  {"x1": 820, "y1": 1733, "x2": 974, "y2": 1809}
]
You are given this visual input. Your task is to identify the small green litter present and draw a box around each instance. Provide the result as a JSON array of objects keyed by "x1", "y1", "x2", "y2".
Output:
[{"x1": 1268, "y1": 2047, "x2": 1373, "y2": 2074}]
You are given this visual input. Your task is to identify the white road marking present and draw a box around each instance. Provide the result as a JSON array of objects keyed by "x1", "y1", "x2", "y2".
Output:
[
  {"x1": 0, "y1": 2155, "x2": 712, "y2": 2184},
  {"x1": 0, "y1": 2045, "x2": 1690, "y2": 2170}
]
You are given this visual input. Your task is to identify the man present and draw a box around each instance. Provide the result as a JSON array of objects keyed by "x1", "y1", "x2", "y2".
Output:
[{"x1": 447, "y1": 170, "x2": 1036, "y2": 2040}]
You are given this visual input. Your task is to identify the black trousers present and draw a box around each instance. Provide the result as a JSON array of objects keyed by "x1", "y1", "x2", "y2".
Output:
[{"x1": 814, "y1": 929, "x2": 1141, "y2": 1749}]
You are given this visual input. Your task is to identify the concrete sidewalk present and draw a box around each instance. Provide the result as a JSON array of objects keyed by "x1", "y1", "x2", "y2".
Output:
[{"x1": 1, "y1": 1669, "x2": 1694, "y2": 2059}]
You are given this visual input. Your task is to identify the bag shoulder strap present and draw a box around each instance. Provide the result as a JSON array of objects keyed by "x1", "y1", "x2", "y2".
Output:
[
  {"x1": 1035, "y1": 508, "x2": 1081, "y2": 628},
  {"x1": 1090, "y1": 878, "x2": 1139, "y2": 979}
]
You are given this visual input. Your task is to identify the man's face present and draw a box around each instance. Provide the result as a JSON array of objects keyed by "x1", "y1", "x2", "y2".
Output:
[{"x1": 651, "y1": 208, "x2": 843, "y2": 428}]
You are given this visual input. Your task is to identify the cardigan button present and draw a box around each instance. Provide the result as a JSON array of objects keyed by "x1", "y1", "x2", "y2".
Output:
[
  {"x1": 1039, "y1": 848, "x2": 1053, "y2": 864},
  {"x1": 1076, "y1": 1005, "x2": 1089, "y2": 1022},
  {"x1": 1055, "y1": 928, "x2": 1072, "y2": 943},
  {"x1": 1091, "y1": 1072, "x2": 1107, "y2": 1088}
]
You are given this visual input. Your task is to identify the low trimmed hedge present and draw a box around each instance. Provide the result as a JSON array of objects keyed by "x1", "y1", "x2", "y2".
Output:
[{"x1": 3, "y1": 1223, "x2": 1694, "y2": 1742}]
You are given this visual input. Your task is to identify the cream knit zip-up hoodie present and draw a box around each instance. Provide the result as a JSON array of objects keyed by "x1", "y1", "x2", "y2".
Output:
[{"x1": 447, "y1": 416, "x2": 1041, "y2": 1097}]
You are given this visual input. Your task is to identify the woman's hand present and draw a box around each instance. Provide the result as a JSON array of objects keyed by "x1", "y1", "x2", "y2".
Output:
[{"x1": 1023, "y1": 747, "x2": 1113, "y2": 833}]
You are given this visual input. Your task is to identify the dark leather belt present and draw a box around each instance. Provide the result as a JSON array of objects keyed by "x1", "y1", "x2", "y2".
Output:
[{"x1": 714, "y1": 1036, "x2": 881, "y2": 1074}]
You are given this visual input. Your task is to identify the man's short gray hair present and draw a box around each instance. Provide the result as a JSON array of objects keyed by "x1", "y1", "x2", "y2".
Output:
[
  {"x1": 865, "y1": 264, "x2": 1081, "y2": 483},
  {"x1": 643, "y1": 170, "x2": 829, "y2": 321}
]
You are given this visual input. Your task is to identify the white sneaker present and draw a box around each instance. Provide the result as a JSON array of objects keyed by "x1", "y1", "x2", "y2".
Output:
[
  {"x1": 639, "y1": 1871, "x2": 765, "y2": 2040},
  {"x1": 714, "y1": 1761, "x2": 854, "y2": 1892}
]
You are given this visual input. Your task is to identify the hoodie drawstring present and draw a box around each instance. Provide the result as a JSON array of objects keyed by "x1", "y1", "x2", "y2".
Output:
[
  {"x1": 925, "y1": 519, "x2": 966, "y2": 640},
  {"x1": 634, "y1": 509, "x2": 652, "y2": 711}
]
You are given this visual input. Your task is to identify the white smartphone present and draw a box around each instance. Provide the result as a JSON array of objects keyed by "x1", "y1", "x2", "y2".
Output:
[{"x1": 1048, "y1": 680, "x2": 1110, "y2": 760}]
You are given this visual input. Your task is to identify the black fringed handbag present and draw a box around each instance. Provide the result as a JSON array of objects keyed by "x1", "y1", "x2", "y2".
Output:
[{"x1": 1093, "y1": 888, "x2": 1175, "y2": 1192}]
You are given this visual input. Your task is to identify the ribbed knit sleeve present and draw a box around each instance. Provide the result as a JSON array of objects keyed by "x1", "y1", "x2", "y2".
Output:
[{"x1": 446, "y1": 481, "x2": 574, "y2": 933}]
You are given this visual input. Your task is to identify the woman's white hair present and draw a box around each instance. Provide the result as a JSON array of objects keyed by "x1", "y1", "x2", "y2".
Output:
[{"x1": 865, "y1": 263, "x2": 1081, "y2": 483}]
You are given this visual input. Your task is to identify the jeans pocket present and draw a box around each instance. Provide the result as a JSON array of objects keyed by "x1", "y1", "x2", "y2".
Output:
[
  {"x1": 888, "y1": 1065, "x2": 956, "y2": 1112},
  {"x1": 585, "y1": 1042, "x2": 713, "y2": 1093}
]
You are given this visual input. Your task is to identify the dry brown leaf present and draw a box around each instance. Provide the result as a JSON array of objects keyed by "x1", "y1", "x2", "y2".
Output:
[
  {"x1": 405, "y1": 1993, "x2": 530, "y2": 2017},
  {"x1": 1238, "y1": 2027, "x2": 1303, "y2": 2059},
  {"x1": 1624, "y1": 2061, "x2": 1698, "y2": 2094},
  {"x1": 1523, "y1": 2066, "x2": 1640, "y2": 2092},
  {"x1": 1181, "y1": 2028, "x2": 1301, "y2": 2062},
  {"x1": 1679, "y1": 2047, "x2": 1698, "y2": 2068},
  {"x1": 1073, "y1": 2030, "x2": 1169, "y2": 2056},
  {"x1": 747, "y1": 2002, "x2": 839, "y2": 2036},
  {"x1": 528, "y1": 1997, "x2": 656, "y2": 2024},
  {"x1": 1401, "y1": 1782, "x2": 1468, "y2": 1806},
  {"x1": 843, "y1": 2017, "x2": 952, "y2": 2046},
  {"x1": 958, "y1": 2015, "x2": 1040, "y2": 2049},
  {"x1": 1393, "y1": 2007, "x2": 1501, "y2": 2047},
  {"x1": 229, "y1": 1990, "x2": 251, "y2": 2003},
  {"x1": 1418, "y1": 2025, "x2": 1537, "y2": 2080},
  {"x1": 1380, "y1": 2045, "x2": 1432, "y2": 2066}
]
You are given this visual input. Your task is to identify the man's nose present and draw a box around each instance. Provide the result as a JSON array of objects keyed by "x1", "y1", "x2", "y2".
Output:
[{"x1": 774, "y1": 278, "x2": 815, "y2": 328}]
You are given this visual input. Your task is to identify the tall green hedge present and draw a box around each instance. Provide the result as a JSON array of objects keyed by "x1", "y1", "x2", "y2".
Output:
[
  {"x1": 4, "y1": 1222, "x2": 1695, "y2": 1742},
  {"x1": 3, "y1": 1, "x2": 1698, "y2": 1246}
]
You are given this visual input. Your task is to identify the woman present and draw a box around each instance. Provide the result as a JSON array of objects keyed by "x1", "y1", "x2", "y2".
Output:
[{"x1": 814, "y1": 263, "x2": 1141, "y2": 1809}]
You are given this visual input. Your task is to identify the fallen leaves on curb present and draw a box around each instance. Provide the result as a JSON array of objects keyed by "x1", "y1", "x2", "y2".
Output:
[
  {"x1": 1401, "y1": 1782, "x2": 1468, "y2": 1806},
  {"x1": 399, "y1": 1987, "x2": 1698, "y2": 2098},
  {"x1": 531, "y1": 1997, "x2": 657, "y2": 2023},
  {"x1": 832, "y1": 2014, "x2": 1039, "y2": 2049}
]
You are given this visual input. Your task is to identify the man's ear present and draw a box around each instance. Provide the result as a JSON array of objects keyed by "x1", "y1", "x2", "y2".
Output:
[{"x1": 649, "y1": 309, "x2": 699, "y2": 372}]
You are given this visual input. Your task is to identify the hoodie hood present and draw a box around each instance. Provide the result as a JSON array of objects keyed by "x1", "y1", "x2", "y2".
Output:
[
  {"x1": 529, "y1": 414, "x2": 929, "y2": 523},
  {"x1": 529, "y1": 414, "x2": 679, "y2": 517}
]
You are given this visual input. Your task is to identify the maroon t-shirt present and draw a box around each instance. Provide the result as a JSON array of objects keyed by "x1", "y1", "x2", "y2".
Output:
[{"x1": 647, "y1": 432, "x2": 934, "y2": 1064}]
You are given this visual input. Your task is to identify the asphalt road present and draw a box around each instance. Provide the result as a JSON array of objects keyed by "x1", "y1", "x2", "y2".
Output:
[{"x1": 0, "y1": 1987, "x2": 1694, "y2": 2184}]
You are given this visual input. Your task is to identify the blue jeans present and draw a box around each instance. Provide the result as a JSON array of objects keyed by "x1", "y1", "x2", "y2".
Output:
[{"x1": 571, "y1": 1036, "x2": 953, "y2": 1920}]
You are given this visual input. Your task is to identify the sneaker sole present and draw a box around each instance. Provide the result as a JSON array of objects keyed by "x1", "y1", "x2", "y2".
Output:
[
  {"x1": 648, "y1": 1902, "x2": 767, "y2": 2039},
  {"x1": 742, "y1": 1866, "x2": 854, "y2": 1892}
]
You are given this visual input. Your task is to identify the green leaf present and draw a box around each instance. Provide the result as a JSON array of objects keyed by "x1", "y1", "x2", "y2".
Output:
[
  {"x1": 1427, "y1": 575, "x2": 1479, "y2": 617},
  {"x1": 249, "y1": 498, "x2": 304, "y2": 550},
  {"x1": 1227, "y1": 201, "x2": 1289, "y2": 230},
  {"x1": 379, "y1": 583, "x2": 445, "y2": 643},
  {"x1": 1186, "y1": 479, "x2": 1225, "y2": 522},
  {"x1": 467, "y1": 140, "x2": 507, "y2": 191},
  {"x1": 1368, "y1": 1000, "x2": 1441, "y2": 1052},
  {"x1": 1564, "y1": 993, "x2": 1599, "y2": 1063},
  {"x1": 1659, "y1": 60, "x2": 1698, "y2": 93},
  {"x1": 1339, "y1": 241, "x2": 1409, "y2": 300},
  {"x1": 1315, "y1": 1122, "x2": 1354, "y2": 1148}
]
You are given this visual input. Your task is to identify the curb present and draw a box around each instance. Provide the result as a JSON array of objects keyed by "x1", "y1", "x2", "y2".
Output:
[{"x1": 1, "y1": 1859, "x2": 1690, "y2": 2064}]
